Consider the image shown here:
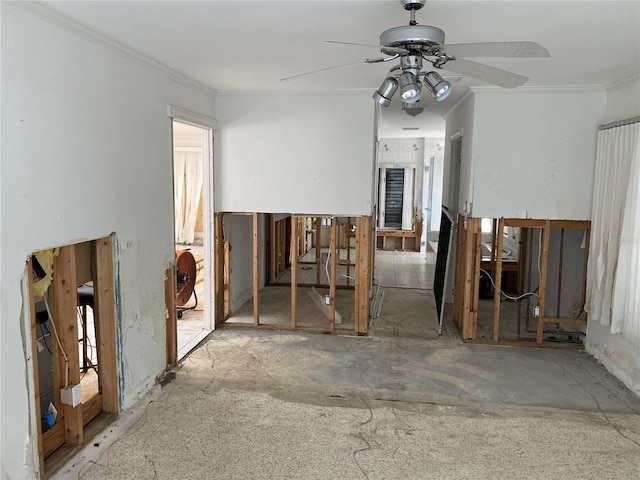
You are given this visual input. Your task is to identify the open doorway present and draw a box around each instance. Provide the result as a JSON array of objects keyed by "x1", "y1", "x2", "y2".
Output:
[{"x1": 172, "y1": 120, "x2": 213, "y2": 360}]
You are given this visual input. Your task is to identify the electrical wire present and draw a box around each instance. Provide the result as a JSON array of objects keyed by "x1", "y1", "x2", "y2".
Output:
[
  {"x1": 325, "y1": 237, "x2": 356, "y2": 282},
  {"x1": 43, "y1": 294, "x2": 69, "y2": 387},
  {"x1": 480, "y1": 269, "x2": 539, "y2": 301},
  {"x1": 38, "y1": 322, "x2": 52, "y2": 355}
]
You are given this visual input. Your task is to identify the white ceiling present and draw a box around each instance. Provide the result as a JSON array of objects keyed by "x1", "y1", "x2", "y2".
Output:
[{"x1": 48, "y1": 1, "x2": 640, "y2": 137}]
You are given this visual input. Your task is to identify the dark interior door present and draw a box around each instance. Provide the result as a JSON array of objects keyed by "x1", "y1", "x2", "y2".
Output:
[{"x1": 384, "y1": 168, "x2": 404, "y2": 229}]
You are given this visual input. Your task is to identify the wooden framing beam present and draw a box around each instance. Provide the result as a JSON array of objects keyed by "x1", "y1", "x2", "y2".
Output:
[
  {"x1": 354, "y1": 216, "x2": 372, "y2": 334},
  {"x1": 165, "y1": 266, "x2": 177, "y2": 368},
  {"x1": 581, "y1": 227, "x2": 591, "y2": 318},
  {"x1": 52, "y1": 245, "x2": 83, "y2": 445},
  {"x1": 346, "y1": 218, "x2": 352, "y2": 286},
  {"x1": 93, "y1": 235, "x2": 118, "y2": 412},
  {"x1": 291, "y1": 215, "x2": 297, "y2": 328},
  {"x1": 315, "y1": 217, "x2": 322, "y2": 285},
  {"x1": 269, "y1": 214, "x2": 276, "y2": 283},
  {"x1": 462, "y1": 220, "x2": 475, "y2": 339},
  {"x1": 453, "y1": 215, "x2": 465, "y2": 330},
  {"x1": 550, "y1": 220, "x2": 591, "y2": 229},
  {"x1": 471, "y1": 218, "x2": 482, "y2": 339},
  {"x1": 224, "y1": 241, "x2": 230, "y2": 319},
  {"x1": 537, "y1": 221, "x2": 551, "y2": 343},
  {"x1": 253, "y1": 212, "x2": 259, "y2": 326},
  {"x1": 214, "y1": 214, "x2": 225, "y2": 325},
  {"x1": 493, "y1": 218, "x2": 505, "y2": 341},
  {"x1": 503, "y1": 219, "x2": 547, "y2": 228},
  {"x1": 490, "y1": 218, "x2": 498, "y2": 285},
  {"x1": 542, "y1": 317, "x2": 588, "y2": 325},
  {"x1": 27, "y1": 258, "x2": 45, "y2": 474},
  {"x1": 330, "y1": 218, "x2": 337, "y2": 331}
]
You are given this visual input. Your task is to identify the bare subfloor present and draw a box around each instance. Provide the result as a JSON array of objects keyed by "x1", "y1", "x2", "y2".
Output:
[{"x1": 57, "y1": 329, "x2": 640, "y2": 480}]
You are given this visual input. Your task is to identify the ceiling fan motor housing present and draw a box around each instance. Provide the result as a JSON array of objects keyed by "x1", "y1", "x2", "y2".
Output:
[
  {"x1": 401, "y1": 0, "x2": 426, "y2": 10},
  {"x1": 380, "y1": 25, "x2": 445, "y2": 50}
]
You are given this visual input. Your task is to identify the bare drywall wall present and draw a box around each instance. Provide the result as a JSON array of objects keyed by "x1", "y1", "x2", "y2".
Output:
[
  {"x1": 444, "y1": 93, "x2": 475, "y2": 216},
  {"x1": 215, "y1": 92, "x2": 375, "y2": 215},
  {"x1": 441, "y1": 93, "x2": 475, "y2": 302},
  {"x1": 1, "y1": 4, "x2": 215, "y2": 478},
  {"x1": 470, "y1": 87, "x2": 607, "y2": 219}
]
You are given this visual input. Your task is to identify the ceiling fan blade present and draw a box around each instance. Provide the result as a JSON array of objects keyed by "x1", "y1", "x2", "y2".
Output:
[
  {"x1": 442, "y1": 58, "x2": 529, "y2": 88},
  {"x1": 325, "y1": 40, "x2": 379, "y2": 48},
  {"x1": 280, "y1": 60, "x2": 365, "y2": 82},
  {"x1": 441, "y1": 41, "x2": 550, "y2": 58}
]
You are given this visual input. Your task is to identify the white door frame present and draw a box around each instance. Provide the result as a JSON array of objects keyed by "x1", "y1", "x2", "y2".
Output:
[{"x1": 168, "y1": 105, "x2": 217, "y2": 331}]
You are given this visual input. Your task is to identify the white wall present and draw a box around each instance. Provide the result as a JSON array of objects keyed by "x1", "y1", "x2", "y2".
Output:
[
  {"x1": 441, "y1": 94, "x2": 475, "y2": 302},
  {"x1": 215, "y1": 92, "x2": 375, "y2": 216},
  {"x1": 444, "y1": 93, "x2": 475, "y2": 216},
  {"x1": 1, "y1": 4, "x2": 215, "y2": 478},
  {"x1": 470, "y1": 87, "x2": 607, "y2": 219},
  {"x1": 585, "y1": 75, "x2": 640, "y2": 398},
  {"x1": 601, "y1": 74, "x2": 640, "y2": 124}
]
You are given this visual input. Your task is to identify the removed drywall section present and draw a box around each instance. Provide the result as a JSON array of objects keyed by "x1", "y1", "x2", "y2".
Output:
[
  {"x1": 1, "y1": 4, "x2": 215, "y2": 477},
  {"x1": 470, "y1": 87, "x2": 607, "y2": 219},
  {"x1": 215, "y1": 92, "x2": 375, "y2": 215},
  {"x1": 223, "y1": 214, "x2": 258, "y2": 314}
]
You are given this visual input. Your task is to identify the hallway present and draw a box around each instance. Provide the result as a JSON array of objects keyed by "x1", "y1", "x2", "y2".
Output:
[{"x1": 55, "y1": 329, "x2": 640, "y2": 480}]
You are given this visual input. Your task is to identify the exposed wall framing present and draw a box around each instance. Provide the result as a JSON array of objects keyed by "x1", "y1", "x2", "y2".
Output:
[
  {"x1": 28, "y1": 234, "x2": 119, "y2": 476},
  {"x1": 220, "y1": 213, "x2": 373, "y2": 335},
  {"x1": 375, "y1": 219, "x2": 422, "y2": 252},
  {"x1": 454, "y1": 218, "x2": 591, "y2": 345}
]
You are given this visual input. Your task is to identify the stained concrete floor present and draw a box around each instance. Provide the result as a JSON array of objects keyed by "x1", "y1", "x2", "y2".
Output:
[
  {"x1": 53, "y1": 249, "x2": 640, "y2": 479},
  {"x1": 57, "y1": 329, "x2": 640, "y2": 480}
]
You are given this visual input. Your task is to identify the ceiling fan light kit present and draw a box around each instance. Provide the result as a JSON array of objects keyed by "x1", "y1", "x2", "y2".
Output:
[
  {"x1": 369, "y1": 0, "x2": 548, "y2": 111},
  {"x1": 398, "y1": 71, "x2": 422, "y2": 102},
  {"x1": 373, "y1": 77, "x2": 399, "y2": 106},
  {"x1": 282, "y1": 0, "x2": 549, "y2": 114},
  {"x1": 423, "y1": 71, "x2": 452, "y2": 101}
]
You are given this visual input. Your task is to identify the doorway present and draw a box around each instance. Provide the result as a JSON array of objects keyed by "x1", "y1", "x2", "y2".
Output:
[{"x1": 172, "y1": 120, "x2": 213, "y2": 360}]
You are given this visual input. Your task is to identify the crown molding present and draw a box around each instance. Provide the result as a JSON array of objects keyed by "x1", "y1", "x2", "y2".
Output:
[
  {"x1": 14, "y1": 1, "x2": 217, "y2": 98},
  {"x1": 606, "y1": 72, "x2": 640, "y2": 92},
  {"x1": 442, "y1": 89, "x2": 473, "y2": 121}
]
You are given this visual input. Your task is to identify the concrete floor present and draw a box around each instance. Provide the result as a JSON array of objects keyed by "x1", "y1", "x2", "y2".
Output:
[
  {"x1": 53, "y1": 250, "x2": 640, "y2": 479},
  {"x1": 56, "y1": 329, "x2": 640, "y2": 480}
]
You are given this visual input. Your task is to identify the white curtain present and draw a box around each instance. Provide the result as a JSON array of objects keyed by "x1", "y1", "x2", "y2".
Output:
[
  {"x1": 585, "y1": 122, "x2": 640, "y2": 345},
  {"x1": 173, "y1": 153, "x2": 187, "y2": 243},
  {"x1": 611, "y1": 126, "x2": 640, "y2": 344},
  {"x1": 174, "y1": 151, "x2": 203, "y2": 244}
]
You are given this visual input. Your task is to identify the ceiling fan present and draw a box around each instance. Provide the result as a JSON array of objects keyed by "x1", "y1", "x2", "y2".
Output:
[{"x1": 282, "y1": 0, "x2": 549, "y2": 108}]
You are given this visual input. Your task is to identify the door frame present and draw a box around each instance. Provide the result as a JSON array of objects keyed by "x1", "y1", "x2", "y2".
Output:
[{"x1": 167, "y1": 106, "x2": 217, "y2": 363}]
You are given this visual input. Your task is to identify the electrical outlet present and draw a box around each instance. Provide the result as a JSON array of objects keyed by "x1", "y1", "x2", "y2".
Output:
[
  {"x1": 533, "y1": 306, "x2": 540, "y2": 317},
  {"x1": 61, "y1": 384, "x2": 82, "y2": 408}
]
